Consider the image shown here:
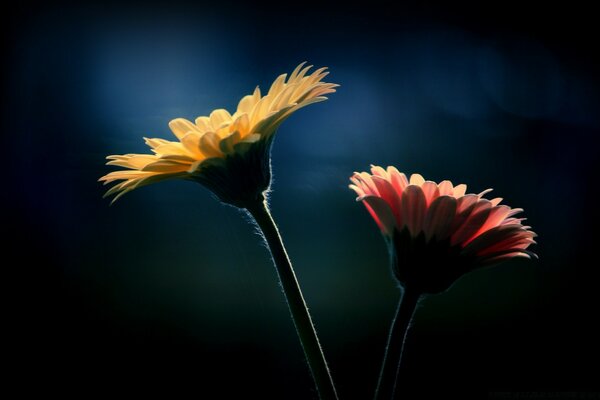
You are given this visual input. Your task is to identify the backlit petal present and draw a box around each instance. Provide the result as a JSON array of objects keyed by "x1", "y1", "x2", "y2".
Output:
[
  {"x1": 169, "y1": 118, "x2": 199, "y2": 140},
  {"x1": 451, "y1": 202, "x2": 492, "y2": 246},
  {"x1": 423, "y1": 196, "x2": 457, "y2": 241},
  {"x1": 421, "y1": 181, "x2": 440, "y2": 206},
  {"x1": 402, "y1": 185, "x2": 427, "y2": 236},
  {"x1": 438, "y1": 180, "x2": 454, "y2": 196},
  {"x1": 409, "y1": 173, "x2": 425, "y2": 186},
  {"x1": 362, "y1": 195, "x2": 397, "y2": 236},
  {"x1": 372, "y1": 176, "x2": 403, "y2": 226}
]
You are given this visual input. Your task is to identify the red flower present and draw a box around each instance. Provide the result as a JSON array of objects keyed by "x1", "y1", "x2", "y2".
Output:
[{"x1": 350, "y1": 165, "x2": 537, "y2": 293}]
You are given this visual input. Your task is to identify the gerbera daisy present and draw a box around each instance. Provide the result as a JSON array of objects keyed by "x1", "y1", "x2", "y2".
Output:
[
  {"x1": 350, "y1": 165, "x2": 536, "y2": 400},
  {"x1": 100, "y1": 62, "x2": 337, "y2": 207},
  {"x1": 100, "y1": 64, "x2": 339, "y2": 399}
]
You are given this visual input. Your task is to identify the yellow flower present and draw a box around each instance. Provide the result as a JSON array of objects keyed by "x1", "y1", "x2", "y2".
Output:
[{"x1": 100, "y1": 63, "x2": 338, "y2": 205}]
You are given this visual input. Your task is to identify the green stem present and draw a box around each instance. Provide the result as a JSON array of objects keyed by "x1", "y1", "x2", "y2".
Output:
[
  {"x1": 246, "y1": 199, "x2": 338, "y2": 400},
  {"x1": 374, "y1": 288, "x2": 421, "y2": 400}
]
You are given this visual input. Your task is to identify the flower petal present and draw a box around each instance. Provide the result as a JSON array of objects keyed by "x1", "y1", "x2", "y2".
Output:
[
  {"x1": 356, "y1": 172, "x2": 380, "y2": 196},
  {"x1": 451, "y1": 201, "x2": 492, "y2": 246},
  {"x1": 401, "y1": 185, "x2": 427, "y2": 236},
  {"x1": 361, "y1": 195, "x2": 397, "y2": 236},
  {"x1": 219, "y1": 131, "x2": 242, "y2": 154},
  {"x1": 240, "y1": 133, "x2": 261, "y2": 143},
  {"x1": 144, "y1": 137, "x2": 172, "y2": 150},
  {"x1": 409, "y1": 173, "x2": 425, "y2": 186},
  {"x1": 269, "y1": 81, "x2": 297, "y2": 109},
  {"x1": 289, "y1": 61, "x2": 307, "y2": 81},
  {"x1": 110, "y1": 171, "x2": 187, "y2": 204},
  {"x1": 268, "y1": 73, "x2": 288, "y2": 96},
  {"x1": 251, "y1": 106, "x2": 294, "y2": 138},
  {"x1": 231, "y1": 113, "x2": 250, "y2": 137},
  {"x1": 180, "y1": 132, "x2": 204, "y2": 159},
  {"x1": 106, "y1": 154, "x2": 158, "y2": 169},
  {"x1": 169, "y1": 118, "x2": 199, "y2": 140},
  {"x1": 423, "y1": 195, "x2": 457, "y2": 241},
  {"x1": 461, "y1": 225, "x2": 534, "y2": 257},
  {"x1": 438, "y1": 180, "x2": 454, "y2": 196},
  {"x1": 421, "y1": 181, "x2": 440, "y2": 206},
  {"x1": 467, "y1": 205, "x2": 512, "y2": 242},
  {"x1": 457, "y1": 194, "x2": 479, "y2": 213},
  {"x1": 370, "y1": 165, "x2": 389, "y2": 179},
  {"x1": 200, "y1": 132, "x2": 223, "y2": 159},
  {"x1": 236, "y1": 87, "x2": 261, "y2": 114},
  {"x1": 388, "y1": 167, "x2": 409, "y2": 194},
  {"x1": 249, "y1": 96, "x2": 271, "y2": 127},
  {"x1": 99, "y1": 170, "x2": 156, "y2": 184},
  {"x1": 478, "y1": 188, "x2": 494, "y2": 198},
  {"x1": 453, "y1": 184, "x2": 467, "y2": 197},
  {"x1": 194, "y1": 116, "x2": 211, "y2": 132},
  {"x1": 141, "y1": 159, "x2": 192, "y2": 172},
  {"x1": 349, "y1": 184, "x2": 366, "y2": 198},
  {"x1": 372, "y1": 176, "x2": 403, "y2": 226},
  {"x1": 153, "y1": 142, "x2": 192, "y2": 157},
  {"x1": 209, "y1": 109, "x2": 232, "y2": 130}
]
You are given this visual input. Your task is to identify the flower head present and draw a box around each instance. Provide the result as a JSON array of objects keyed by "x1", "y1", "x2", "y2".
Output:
[
  {"x1": 100, "y1": 63, "x2": 337, "y2": 207},
  {"x1": 350, "y1": 165, "x2": 537, "y2": 293}
]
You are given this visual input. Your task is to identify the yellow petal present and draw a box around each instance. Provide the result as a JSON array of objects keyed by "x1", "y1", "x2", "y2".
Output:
[
  {"x1": 288, "y1": 62, "x2": 307, "y2": 81},
  {"x1": 249, "y1": 97, "x2": 271, "y2": 126},
  {"x1": 141, "y1": 159, "x2": 192, "y2": 172},
  {"x1": 267, "y1": 73, "x2": 288, "y2": 96},
  {"x1": 269, "y1": 83, "x2": 298, "y2": 110},
  {"x1": 160, "y1": 154, "x2": 197, "y2": 164},
  {"x1": 294, "y1": 64, "x2": 313, "y2": 81},
  {"x1": 219, "y1": 131, "x2": 241, "y2": 154},
  {"x1": 209, "y1": 109, "x2": 233, "y2": 130},
  {"x1": 99, "y1": 170, "x2": 156, "y2": 184},
  {"x1": 230, "y1": 113, "x2": 250, "y2": 137},
  {"x1": 144, "y1": 137, "x2": 173, "y2": 149},
  {"x1": 106, "y1": 154, "x2": 158, "y2": 169},
  {"x1": 195, "y1": 116, "x2": 211, "y2": 132},
  {"x1": 153, "y1": 142, "x2": 190, "y2": 157},
  {"x1": 169, "y1": 118, "x2": 199, "y2": 140},
  {"x1": 237, "y1": 86, "x2": 262, "y2": 114},
  {"x1": 250, "y1": 106, "x2": 293, "y2": 138},
  {"x1": 240, "y1": 133, "x2": 261, "y2": 143},
  {"x1": 180, "y1": 132, "x2": 204, "y2": 159},
  {"x1": 200, "y1": 132, "x2": 223, "y2": 159}
]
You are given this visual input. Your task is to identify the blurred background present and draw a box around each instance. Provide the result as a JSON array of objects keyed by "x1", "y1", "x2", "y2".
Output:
[{"x1": 3, "y1": 1, "x2": 599, "y2": 398}]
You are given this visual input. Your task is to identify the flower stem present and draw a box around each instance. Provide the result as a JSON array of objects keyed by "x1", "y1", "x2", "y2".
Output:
[
  {"x1": 246, "y1": 199, "x2": 338, "y2": 400},
  {"x1": 374, "y1": 288, "x2": 421, "y2": 400}
]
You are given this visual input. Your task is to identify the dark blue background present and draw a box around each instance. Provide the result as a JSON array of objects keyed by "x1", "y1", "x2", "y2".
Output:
[{"x1": 4, "y1": 2, "x2": 599, "y2": 398}]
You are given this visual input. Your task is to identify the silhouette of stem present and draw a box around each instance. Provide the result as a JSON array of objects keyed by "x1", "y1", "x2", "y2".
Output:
[
  {"x1": 246, "y1": 199, "x2": 338, "y2": 400},
  {"x1": 374, "y1": 288, "x2": 421, "y2": 400}
]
